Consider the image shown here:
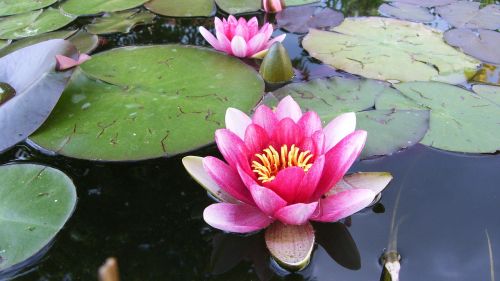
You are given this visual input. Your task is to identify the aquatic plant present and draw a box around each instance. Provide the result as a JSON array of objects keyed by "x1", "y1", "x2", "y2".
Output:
[
  {"x1": 198, "y1": 15, "x2": 285, "y2": 58},
  {"x1": 56, "y1": 54, "x2": 91, "y2": 70},
  {"x1": 263, "y1": 0, "x2": 284, "y2": 13}
]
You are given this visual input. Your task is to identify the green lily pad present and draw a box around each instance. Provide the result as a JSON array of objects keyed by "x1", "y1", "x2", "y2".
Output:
[
  {"x1": 68, "y1": 30, "x2": 99, "y2": 54},
  {"x1": 0, "y1": 39, "x2": 9, "y2": 49},
  {"x1": 0, "y1": 8, "x2": 76, "y2": 40},
  {"x1": 61, "y1": 0, "x2": 148, "y2": 16},
  {"x1": 472, "y1": 84, "x2": 500, "y2": 106},
  {"x1": 436, "y1": 2, "x2": 500, "y2": 30},
  {"x1": 86, "y1": 10, "x2": 155, "y2": 35},
  {"x1": 285, "y1": 0, "x2": 320, "y2": 5},
  {"x1": 302, "y1": 17, "x2": 480, "y2": 83},
  {"x1": 0, "y1": 30, "x2": 77, "y2": 58},
  {"x1": 30, "y1": 45, "x2": 264, "y2": 161},
  {"x1": 376, "y1": 81, "x2": 500, "y2": 153},
  {"x1": 145, "y1": 0, "x2": 215, "y2": 17},
  {"x1": 0, "y1": 163, "x2": 77, "y2": 271},
  {"x1": 0, "y1": 0, "x2": 57, "y2": 17},
  {"x1": 272, "y1": 77, "x2": 430, "y2": 158},
  {"x1": 215, "y1": 0, "x2": 261, "y2": 14},
  {"x1": 378, "y1": 2, "x2": 434, "y2": 22}
]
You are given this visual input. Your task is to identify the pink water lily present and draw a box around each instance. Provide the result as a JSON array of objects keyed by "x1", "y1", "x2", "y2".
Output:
[
  {"x1": 183, "y1": 96, "x2": 391, "y2": 234},
  {"x1": 199, "y1": 15, "x2": 286, "y2": 58},
  {"x1": 55, "y1": 54, "x2": 91, "y2": 71}
]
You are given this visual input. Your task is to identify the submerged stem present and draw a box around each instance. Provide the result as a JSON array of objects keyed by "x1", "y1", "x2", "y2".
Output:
[{"x1": 486, "y1": 229, "x2": 495, "y2": 281}]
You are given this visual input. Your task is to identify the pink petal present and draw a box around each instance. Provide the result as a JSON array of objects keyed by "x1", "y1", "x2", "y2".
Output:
[
  {"x1": 247, "y1": 33, "x2": 266, "y2": 55},
  {"x1": 77, "y1": 54, "x2": 91, "y2": 64},
  {"x1": 214, "y1": 17, "x2": 225, "y2": 34},
  {"x1": 311, "y1": 189, "x2": 375, "y2": 222},
  {"x1": 273, "y1": 118, "x2": 303, "y2": 147},
  {"x1": 249, "y1": 184, "x2": 287, "y2": 216},
  {"x1": 265, "y1": 34, "x2": 287, "y2": 49},
  {"x1": 216, "y1": 31, "x2": 232, "y2": 53},
  {"x1": 274, "y1": 202, "x2": 318, "y2": 225},
  {"x1": 312, "y1": 130, "x2": 325, "y2": 156},
  {"x1": 203, "y1": 156, "x2": 254, "y2": 205},
  {"x1": 237, "y1": 165, "x2": 258, "y2": 189},
  {"x1": 214, "y1": 129, "x2": 252, "y2": 173},
  {"x1": 275, "y1": 96, "x2": 302, "y2": 122},
  {"x1": 247, "y1": 17, "x2": 259, "y2": 37},
  {"x1": 324, "y1": 112, "x2": 357, "y2": 152},
  {"x1": 225, "y1": 107, "x2": 252, "y2": 140},
  {"x1": 204, "y1": 203, "x2": 273, "y2": 233},
  {"x1": 235, "y1": 23, "x2": 249, "y2": 41},
  {"x1": 312, "y1": 130, "x2": 367, "y2": 201},
  {"x1": 199, "y1": 26, "x2": 221, "y2": 50},
  {"x1": 265, "y1": 167, "x2": 305, "y2": 203},
  {"x1": 296, "y1": 155, "x2": 325, "y2": 203},
  {"x1": 231, "y1": 35, "x2": 248, "y2": 58},
  {"x1": 244, "y1": 124, "x2": 270, "y2": 155},
  {"x1": 259, "y1": 23, "x2": 273, "y2": 41},
  {"x1": 55, "y1": 55, "x2": 78, "y2": 70},
  {"x1": 298, "y1": 111, "x2": 322, "y2": 138},
  {"x1": 252, "y1": 105, "x2": 278, "y2": 137}
]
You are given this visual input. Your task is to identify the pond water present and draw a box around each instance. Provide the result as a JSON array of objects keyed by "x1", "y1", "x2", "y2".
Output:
[{"x1": 1, "y1": 0, "x2": 499, "y2": 280}]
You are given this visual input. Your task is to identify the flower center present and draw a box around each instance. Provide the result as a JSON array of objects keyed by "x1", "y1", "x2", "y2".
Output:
[{"x1": 251, "y1": 144, "x2": 314, "y2": 183}]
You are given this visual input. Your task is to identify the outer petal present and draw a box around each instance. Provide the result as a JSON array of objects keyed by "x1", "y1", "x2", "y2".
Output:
[
  {"x1": 55, "y1": 55, "x2": 78, "y2": 70},
  {"x1": 199, "y1": 26, "x2": 221, "y2": 50},
  {"x1": 274, "y1": 202, "x2": 318, "y2": 225},
  {"x1": 324, "y1": 112, "x2": 356, "y2": 152},
  {"x1": 265, "y1": 167, "x2": 305, "y2": 203},
  {"x1": 203, "y1": 156, "x2": 254, "y2": 205},
  {"x1": 311, "y1": 189, "x2": 375, "y2": 223},
  {"x1": 215, "y1": 129, "x2": 251, "y2": 172},
  {"x1": 214, "y1": 17, "x2": 225, "y2": 34},
  {"x1": 247, "y1": 17, "x2": 259, "y2": 37},
  {"x1": 249, "y1": 184, "x2": 287, "y2": 216},
  {"x1": 273, "y1": 118, "x2": 303, "y2": 147},
  {"x1": 231, "y1": 35, "x2": 248, "y2": 58},
  {"x1": 237, "y1": 164, "x2": 258, "y2": 190},
  {"x1": 298, "y1": 111, "x2": 322, "y2": 138},
  {"x1": 244, "y1": 124, "x2": 270, "y2": 155},
  {"x1": 275, "y1": 96, "x2": 302, "y2": 122},
  {"x1": 296, "y1": 155, "x2": 325, "y2": 203},
  {"x1": 253, "y1": 105, "x2": 278, "y2": 137},
  {"x1": 247, "y1": 33, "x2": 266, "y2": 55},
  {"x1": 204, "y1": 203, "x2": 273, "y2": 233},
  {"x1": 312, "y1": 130, "x2": 367, "y2": 201},
  {"x1": 216, "y1": 31, "x2": 232, "y2": 53},
  {"x1": 265, "y1": 34, "x2": 286, "y2": 48},
  {"x1": 225, "y1": 107, "x2": 252, "y2": 140}
]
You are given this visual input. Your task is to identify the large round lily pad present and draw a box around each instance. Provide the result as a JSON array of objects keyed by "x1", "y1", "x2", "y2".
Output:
[
  {"x1": 145, "y1": 0, "x2": 215, "y2": 17},
  {"x1": 436, "y1": 2, "x2": 500, "y2": 30},
  {"x1": 387, "y1": 0, "x2": 456, "y2": 7},
  {"x1": 444, "y1": 28, "x2": 500, "y2": 65},
  {"x1": 302, "y1": 17, "x2": 480, "y2": 83},
  {"x1": 0, "y1": 8, "x2": 76, "y2": 40},
  {"x1": 215, "y1": 0, "x2": 261, "y2": 14},
  {"x1": 86, "y1": 10, "x2": 155, "y2": 35},
  {"x1": 0, "y1": 163, "x2": 77, "y2": 271},
  {"x1": 30, "y1": 45, "x2": 264, "y2": 161},
  {"x1": 378, "y1": 2, "x2": 434, "y2": 22},
  {"x1": 0, "y1": 0, "x2": 57, "y2": 17},
  {"x1": 376, "y1": 81, "x2": 500, "y2": 153},
  {"x1": 271, "y1": 77, "x2": 430, "y2": 158},
  {"x1": 276, "y1": 6, "x2": 344, "y2": 34},
  {"x1": 61, "y1": 0, "x2": 148, "y2": 16},
  {"x1": 472, "y1": 84, "x2": 500, "y2": 106},
  {"x1": 0, "y1": 39, "x2": 78, "y2": 153}
]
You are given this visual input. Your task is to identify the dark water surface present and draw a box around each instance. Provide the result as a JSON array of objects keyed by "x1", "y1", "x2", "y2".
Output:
[{"x1": 1, "y1": 0, "x2": 499, "y2": 280}]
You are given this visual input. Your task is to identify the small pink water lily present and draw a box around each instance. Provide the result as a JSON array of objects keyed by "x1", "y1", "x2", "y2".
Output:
[
  {"x1": 55, "y1": 54, "x2": 91, "y2": 71},
  {"x1": 183, "y1": 96, "x2": 393, "y2": 234},
  {"x1": 263, "y1": 0, "x2": 284, "y2": 13},
  {"x1": 199, "y1": 15, "x2": 286, "y2": 58}
]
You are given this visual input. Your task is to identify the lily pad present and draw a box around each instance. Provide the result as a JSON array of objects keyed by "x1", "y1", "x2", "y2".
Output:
[
  {"x1": 378, "y1": 2, "x2": 434, "y2": 22},
  {"x1": 285, "y1": 0, "x2": 320, "y2": 5},
  {"x1": 0, "y1": 39, "x2": 9, "y2": 49},
  {"x1": 387, "y1": 0, "x2": 456, "y2": 7},
  {"x1": 30, "y1": 45, "x2": 264, "y2": 161},
  {"x1": 0, "y1": 163, "x2": 77, "y2": 271},
  {"x1": 276, "y1": 6, "x2": 344, "y2": 34},
  {"x1": 444, "y1": 28, "x2": 500, "y2": 65},
  {"x1": 272, "y1": 77, "x2": 430, "y2": 158},
  {"x1": 0, "y1": 8, "x2": 77, "y2": 40},
  {"x1": 0, "y1": 39, "x2": 77, "y2": 153},
  {"x1": 472, "y1": 84, "x2": 500, "y2": 106},
  {"x1": 376, "y1": 81, "x2": 500, "y2": 153},
  {"x1": 61, "y1": 0, "x2": 148, "y2": 16},
  {"x1": 0, "y1": 0, "x2": 57, "y2": 17},
  {"x1": 436, "y1": 2, "x2": 500, "y2": 30},
  {"x1": 144, "y1": 0, "x2": 215, "y2": 17},
  {"x1": 265, "y1": 222, "x2": 315, "y2": 271},
  {"x1": 302, "y1": 17, "x2": 480, "y2": 83},
  {"x1": 86, "y1": 10, "x2": 155, "y2": 35},
  {"x1": 215, "y1": 0, "x2": 261, "y2": 14},
  {"x1": 68, "y1": 30, "x2": 99, "y2": 54},
  {"x1": 0, "y1": 30, "x2": 77, "y2": 58}
]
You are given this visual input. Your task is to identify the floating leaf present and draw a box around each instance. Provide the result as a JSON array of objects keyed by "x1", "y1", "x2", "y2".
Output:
[
  {"x1": 472, "y1": 84, "x2": 500, "y2": 106},
  {"x1": 145, "y1": 0, "x2": 215, "y2": 17},
  {"x1": 0, "y1": 8, "x2": 76, "y2": 40},
  {"x1": 378, "y1": 2, "x2": 434, "y2": 22},
  {"x1": 276, "y1": 6, "x2": 344, "y2": 34},
  {"x1": 0, "y1": 0, "x2": 57, "y2": 17},
  {"x1": 285, "y1": 0, "x2": 319, "y2": 5},
  {"x1": 0, "y1": 39, "x2": 77, "y2": 153},
  {"x1": 0, "y1": 163, "x2": 77, "y2": 271},
  {"x1": 314, "y1": 222, "x2": 360, "y2": 270},
  {"x1": 436, "y1": 1, "x2": 500, "y2": 30},
  {"x1": 86, "y1": 10, "x2": 155, "y2": 35},
  {"x1": 376, "y1": 81, "x2": 500, "y2": 153},
  {"x1": 265, "y1": 221, "x2": 314, "y2": 271},
  {"x1": 61, "y1": 0, "x2": 148, "y2": 16},
  {"x1": 0, "y1": 39, "x2": 9, "y2": 48},
  {"x1": 215, "y1": 0, "x2": 261, "y2": 14},
  {"x1": 0, "y1": 30, "x2": 77, "y2": 58},
  {"x1": 386, "y1": 0, "x2": 456, "y2": 7},
  {"x1": 30, "y1": 45, "x2": 264, "y2": 161},
  {"x1": 444, "y1": 28, "x2": 500, "y2": 65},
  {"x1": 68, "y1": 30, "x2": 99, "y2": 54},
  {"x1": 303, "y1": 17, "x2": 480, "y2": 83}
]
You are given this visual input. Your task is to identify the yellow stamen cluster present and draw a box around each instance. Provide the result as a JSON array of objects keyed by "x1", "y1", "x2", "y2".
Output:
[{"x1": 252, "y1": 144, "x2": 314, "y2": 183}]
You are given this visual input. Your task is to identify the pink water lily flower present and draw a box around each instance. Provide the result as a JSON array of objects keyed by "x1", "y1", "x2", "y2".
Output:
[
  {"x1": 55, "y1": 54, "x2": 91, "y2": 71},
  {"x1": 199, "y1": 15, "x2": 286, "y2": 58},
  {"x1": 183, "y1": 96, "x2": 389, "y2": 234}
]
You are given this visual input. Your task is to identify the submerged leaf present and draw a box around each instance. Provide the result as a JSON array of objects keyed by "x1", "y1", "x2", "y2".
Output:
[
  {"x1": 314, "y1": 222, "x2": 361, "y2": 270},
  {"x1": 86, "y1": 10, "x2": 155, "y2": 35}
]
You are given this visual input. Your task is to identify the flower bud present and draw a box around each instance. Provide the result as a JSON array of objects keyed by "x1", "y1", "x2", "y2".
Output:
[
  {"x1": 259, "y1": 42, "x2": 294, "y2": 84},
  {"x1": 0, "y1": 82, "x2": 15, "y2": 106},
  {"x1": 263, "y1": 0, "x2": 285, "y2": 13}
]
